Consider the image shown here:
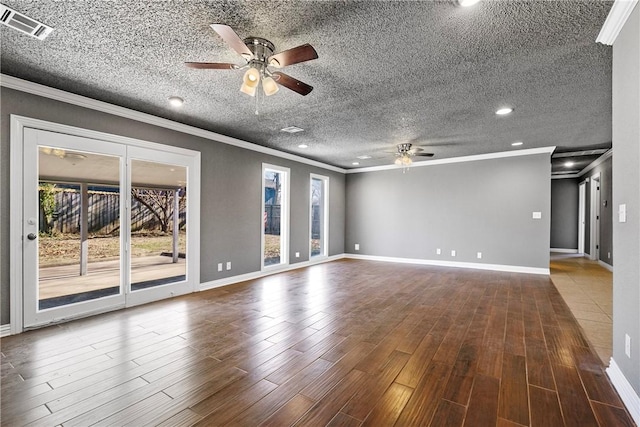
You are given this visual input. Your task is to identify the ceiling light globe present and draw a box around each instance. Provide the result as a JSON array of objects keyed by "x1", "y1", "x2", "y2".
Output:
[
  {"x1": 168, "y1": 96, "x2": 184, "y2": 107},
  {"x1": 262, "y1": 76, "x2": 279, "y2": 96},
  {"x1": 402, "y1": 156, "x2": 412, "y2": 166},
  {"x1": 394, "y1": 158, "x2": 402, "y2": 166},
  {"x1": 243, "y1": 68, "x2": 261, "y2": 88},
  {"x1": 240, "y1": 82, "x2": 257, "y2": 97}
]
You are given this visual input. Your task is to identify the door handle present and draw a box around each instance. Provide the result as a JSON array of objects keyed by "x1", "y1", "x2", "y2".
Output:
[{"x1": 27, "y1": 233, "x2": 37, "y2": 241}]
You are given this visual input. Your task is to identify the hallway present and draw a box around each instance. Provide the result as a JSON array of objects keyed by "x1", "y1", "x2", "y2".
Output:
[{"x1": 550, "y1": 253, "x2": 613, "y2": 364}]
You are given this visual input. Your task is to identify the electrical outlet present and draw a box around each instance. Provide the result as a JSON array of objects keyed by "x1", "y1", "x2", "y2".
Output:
[
  {"x1": 477, "y1": 252, "x2": 482, "y2": 259},
  {"x1": 295, "y1": 252, "x2": 300, "y2": 258},
  {"x1": 436, "y1": 248, "x2": 441, "y2": 255},
  {"x1": 217, "y1": 263, "x2": 223, "y2": 272},
  {"x1": 355, "y1": 243, "x2": 360, "y2": 251},
  {"x1": 532, "y1": 212, "x2": 542, "y2": 219},
  {"x1": 625, "y1": 334, "x2": 631, "y2": 358},
  {"x1": 226, "y1": 261, "x2": 231, "y2": 271},
  {"x1": 451, "y1": 250, "x2": 456, "y2": 257}
]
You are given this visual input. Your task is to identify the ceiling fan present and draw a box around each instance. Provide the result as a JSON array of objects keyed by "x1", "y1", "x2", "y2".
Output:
[
  {"x1": 394, "y1": 143, "x2": 434, "y2": 167},
  {"x1": 186, "y1": 24, "x2": 318, "y2": 97}
]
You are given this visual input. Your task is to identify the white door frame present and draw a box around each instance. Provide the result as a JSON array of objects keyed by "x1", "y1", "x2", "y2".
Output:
[
  {"x1": 589, "y1": 173, "x2": 601, "y2": 261},
  {"x1": 309, "y1": 174, "x2": 329, "y2": 259},
  {"x1": 578, "y1": 181, "x2": 586, "y2": 255},
  {"x1": 261, "y1": 163, "x2": 290, "y2": 271},
  {"x1": 10, "y1": 115, "x2": 201, "y2": 333}
]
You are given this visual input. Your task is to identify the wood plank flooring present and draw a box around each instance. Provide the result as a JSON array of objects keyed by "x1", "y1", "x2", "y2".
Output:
[{"x1": 1, "y1": 259, "x2": 635, "y2": 426}]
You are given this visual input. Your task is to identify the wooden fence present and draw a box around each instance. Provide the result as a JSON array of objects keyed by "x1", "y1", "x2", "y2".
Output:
[{"x1": 40, "y1": 186, "x2": 186, "y2": 235}]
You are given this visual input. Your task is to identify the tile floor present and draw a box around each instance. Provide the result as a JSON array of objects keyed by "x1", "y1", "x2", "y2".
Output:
[{"x1": 550, "y1": 253, "x2": 613, "y2": 364}]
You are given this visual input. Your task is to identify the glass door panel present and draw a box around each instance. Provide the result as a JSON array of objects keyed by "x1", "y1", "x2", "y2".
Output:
[
  {"x1": 24, "y1": 129, "x2": 126, "y2": 328},
  {"x1": 130, "y1": 160, "x2": 187, "y2": 290}
]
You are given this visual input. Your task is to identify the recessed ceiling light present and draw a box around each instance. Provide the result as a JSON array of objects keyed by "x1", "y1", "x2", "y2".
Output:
[
  {"x1": 168, "y1": 96, "x2": 184, "y2": 107},
  {"x1": 357, "y1": 155, "x2": 372, "y2": 160},
  {"x1": 457, "y1": 0, "x2": 481, "y2": 7},
  {"x1": 352, "y1": 162, "x2": 360, "y2": 166},
  {"x1": 496, "y1": 107, "x2": 513, "y2": 115},
  {"x1": 298, "y1": 144, "x2": 308, "y2": 149},
  {"x1": 564, "y1": 161, "x2": 575, "y2": 167},
  {"x1": 511, "y1": 141, "x2": 523, "y2": 146},
  {"x1": 281, "y1": 126, "x2": 304, "y2": 133}
]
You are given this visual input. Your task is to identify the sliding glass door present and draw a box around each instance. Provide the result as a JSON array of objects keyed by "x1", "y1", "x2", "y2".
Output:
[{"x1": 22, "y1": 128, "x2": 199, "y2": 328}]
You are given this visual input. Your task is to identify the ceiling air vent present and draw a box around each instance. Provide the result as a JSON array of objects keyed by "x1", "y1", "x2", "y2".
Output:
[{"x1": 0, "y1": 4, "x2": 54, "y2": 40}]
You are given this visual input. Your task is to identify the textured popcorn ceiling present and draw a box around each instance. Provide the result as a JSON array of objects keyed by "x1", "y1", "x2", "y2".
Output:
[{"x1": 1, "y1": 0, "x2": 613, "y2": 170}]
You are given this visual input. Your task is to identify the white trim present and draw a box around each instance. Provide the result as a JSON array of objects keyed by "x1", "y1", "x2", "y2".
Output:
[
  {"x1": 1, "y1": 324, "x2": 12, "y2": 337},
  {"x1": 578, "y1": 149, "x2": 613, "y2": 177},
  {"x1": 598, "y1": 260, "x2": 614, "y2": 272},
  {"x1": 201, "y1": 254, "x2": 346, "y2": 291},
  {"x1": 551, "y1": 174, "x2": 580, "y2": 180},
  {"x1": 344, "y1": 254, "x2": 550, "y2": 275},
  {"x1": 606, "y1": 358, "x2": 640, "y2": 425},
  {"x1": 10, "y1": 116, "x2": 25, "y2": 335},
  {"x1": 597, "y1": 0, "x2": 639, "y2": 45},
  {"x1": 0, "y1": 74, "x2": 346, "y2": 174},
  {"x1": 346, "y1": 146, "x2": 556, "y2": 174},
  {"x1": 550, "y1": 248, "x2": 579, "y2": 253}
]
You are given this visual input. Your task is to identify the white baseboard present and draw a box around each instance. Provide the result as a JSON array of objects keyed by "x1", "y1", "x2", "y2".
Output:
[
  {"x1": 598, "y1": 260, "x2": 614, "y2": 272},
  {"x1": 344, "y1": 254, "x2": 550, "y2": 275},
  {"x1": 606, "y1": 358, "x2": 640, "y2": 425},
  {"x1": 0, "y1": 324, "x2": 12, "y2": 337},
  {"x1": 550, "y1": 248, "x2": 579, "y2": 253},
  {"x1": 200, "y1": 254, "x2": 346, "y2": 291}
]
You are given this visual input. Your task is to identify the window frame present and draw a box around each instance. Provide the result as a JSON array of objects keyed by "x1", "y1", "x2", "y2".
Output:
[
  {"x1": 309, "y1": 173, "x2": 329, "y2": 259},
  {"x1": 261, "y1": 163, "x2": 290, "y2": 270}
]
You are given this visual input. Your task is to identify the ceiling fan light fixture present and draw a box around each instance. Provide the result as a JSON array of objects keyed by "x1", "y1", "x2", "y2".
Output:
[
  {"x1": 243, "y1": 67, "x2": 260, "y2": 87},
  {"x1": 240, "y1": 82, "x2": 257, "y2": 97},
  {"x1": 262, "y1": 76, "x2": 279, "y2": 96},
  {"x1": 394, "y1": 158, "x2": 403, "y2": 166},
  {"x1": 402, "y1": 155, "x2": 412, "y2": 166}
]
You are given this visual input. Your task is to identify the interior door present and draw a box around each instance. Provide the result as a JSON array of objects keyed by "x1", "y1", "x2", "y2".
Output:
[{"x1": 23, "y1": 128, "x2": 127, "y2": 327}]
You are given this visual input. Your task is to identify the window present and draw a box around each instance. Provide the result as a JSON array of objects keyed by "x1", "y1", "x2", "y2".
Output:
[
  {"x1": 262, "y1": 164, "x2": 289, "y2": 268},
  {"x1": 310, "y1": 174, "x2": 329, "y2": 258}
]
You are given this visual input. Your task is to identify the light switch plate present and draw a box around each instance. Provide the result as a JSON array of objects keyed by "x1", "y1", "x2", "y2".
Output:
[
  {"x1": 226, "y1": 261, "x2": 231, "y2": 270},
  {"x1": 532, "y1": 212, "x2": 542, "y2": 219},
  {"x1": 295, "y1": 252, "x2": 300, "y2": 258},
  {"x1": 619, "y1": 204, "x2": 627, "y2": 223},
  {"x1": 355, "y1": 243, "x2": 360, "y2": 251}
]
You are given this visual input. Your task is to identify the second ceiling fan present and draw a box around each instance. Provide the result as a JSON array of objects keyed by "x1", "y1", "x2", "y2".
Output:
[{"x1": 186, "y1": 24, "x2": 318, "y2": 97}]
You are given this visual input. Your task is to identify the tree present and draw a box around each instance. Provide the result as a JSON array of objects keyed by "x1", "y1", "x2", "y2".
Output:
[
  {"x1": 39, "y1": 183, "x2": 57, "y2": 236},
  {"x1": 131, "y1": 188, "x2": 186, "y2": 233}
]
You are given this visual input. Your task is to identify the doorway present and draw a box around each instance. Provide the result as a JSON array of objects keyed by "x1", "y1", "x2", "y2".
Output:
[
  {"x1": 590, "y1": 173, "x2": 601, "y2": 261},
  {"x1": 578, "y1": 181, "x2": 586, "y2": 254},
  {"x1": 11, "y1": 118, "x2": 200, "y2": 331}
]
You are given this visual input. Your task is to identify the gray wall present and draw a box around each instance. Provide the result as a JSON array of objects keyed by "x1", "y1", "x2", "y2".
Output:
[
  {"x1": 550, "y1": 178, "x2": 579, "y2": 250},
  {"x1": 345, "y1": 154, "x2": 551, "y2": 269},
  {"x1": 612, "y1": 4, "x2": 640, "y2": 396},
  {"x1": 0, "y1": 87, "x2": 345, "y2": 325},
  {"x1": 582, "y1": 156, "x2": 613, "y2": 265}
]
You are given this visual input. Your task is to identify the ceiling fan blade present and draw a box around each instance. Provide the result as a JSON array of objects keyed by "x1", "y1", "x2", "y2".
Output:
[
  {"x1": 268, "y1": 44, "x2": 318, "y2": 68},
  {"x1": 272, "y1": 72, "x2": 313, "y2": 96},
  {"x1": 185, "y1": 62, "x2": 239, "y2": 70},
  {"x1": 414, "y1": 153, "x2": 435, "y2": 157},
  {"x1": 210, "y1": 24, "x2": 253, "y2": 59}
]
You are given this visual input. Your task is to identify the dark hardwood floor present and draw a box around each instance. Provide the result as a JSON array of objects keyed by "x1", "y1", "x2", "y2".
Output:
[{"x1": 1, "y1": 259, "x2": 635, "y2": 426}]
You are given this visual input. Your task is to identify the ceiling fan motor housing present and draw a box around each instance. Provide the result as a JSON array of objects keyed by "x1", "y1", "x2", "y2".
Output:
[{"x1": 243, "y1": 37, "x2": 275, "y2": 70}]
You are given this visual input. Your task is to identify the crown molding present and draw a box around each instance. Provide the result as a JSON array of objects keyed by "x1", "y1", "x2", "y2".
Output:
[
  {"x1": 596, "y1": 0, "x2": 638, "y2": 45},
  {"x1": 346, "y1": 146, "x2": 556, "y2": 174},
  {"x1": 0, "y1": 74, "x2": 347, "y2": 174},
  {"x1": 578, "y1": 149, "x2": 613, "y2": 177}
]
